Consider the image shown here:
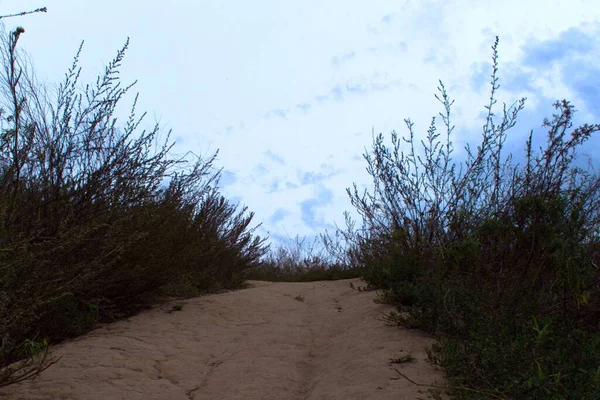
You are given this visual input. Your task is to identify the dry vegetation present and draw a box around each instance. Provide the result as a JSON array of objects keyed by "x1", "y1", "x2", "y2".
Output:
[
  {"x1": 246, "y1": 234, "x2": 363, "y2": 282},
  {"x1": 327, "y1": 37, "x2": 600, "y2": 399},
  {"x1": 0, "y1": 19, "x2": 598, "y2": 400},
  {"x1": 0, "y1": 27, "x2": 266, "y2": 387}
]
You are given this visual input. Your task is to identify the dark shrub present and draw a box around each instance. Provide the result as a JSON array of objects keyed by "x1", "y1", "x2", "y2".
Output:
[
  {"x1": 0, "y1": 27, "x2": 266, "y2": 386},
  {"x1": 341, "y1": 36, "x2": 600, "y2": 398}
]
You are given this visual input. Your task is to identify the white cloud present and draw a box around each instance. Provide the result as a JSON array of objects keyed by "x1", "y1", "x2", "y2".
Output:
[{"x1": 8, "y1": 0, "x2": 600, "y2": 246}]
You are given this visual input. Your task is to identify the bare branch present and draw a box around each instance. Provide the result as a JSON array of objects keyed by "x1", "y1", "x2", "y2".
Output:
[{"x1": 0, "y1": 7, "x2": 47, "y2": 20}]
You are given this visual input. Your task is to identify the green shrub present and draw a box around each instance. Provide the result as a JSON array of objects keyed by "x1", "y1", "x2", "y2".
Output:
[{"x1": 341, "y1": 36, "x2": 600, "y2": 398}]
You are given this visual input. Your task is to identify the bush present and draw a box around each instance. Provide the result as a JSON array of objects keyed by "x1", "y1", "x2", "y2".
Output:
[
  {"x1": 343, "y1": 36, "x2": 600, "y2": 398},
  {"x1": 0, "y1": 27, "x2": 267, "y2": 386},
  {"x1": 247, "y1": 234, "x2": 364, "y2": 282}
]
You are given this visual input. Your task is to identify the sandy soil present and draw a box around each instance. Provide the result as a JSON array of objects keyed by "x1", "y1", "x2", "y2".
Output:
[{"x1": 0, "y1": 279, "x2": 444, "y2": 400}]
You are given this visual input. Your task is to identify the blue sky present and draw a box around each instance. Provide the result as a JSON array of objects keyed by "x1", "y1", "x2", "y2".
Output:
[{"x1": 3, "y1": 0, "x2": 600, "y2": 248}]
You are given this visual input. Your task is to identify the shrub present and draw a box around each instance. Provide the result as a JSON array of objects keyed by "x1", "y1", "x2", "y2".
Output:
[
  {"x1": 342, "y1": 36, "x2": 600, "y2": 398},
  {"x1": 247, "y1": 234, "x2": 363, "y2": 282},
  {"x1": 0, "y1": 27, "x2": 267, "y2": 386}
]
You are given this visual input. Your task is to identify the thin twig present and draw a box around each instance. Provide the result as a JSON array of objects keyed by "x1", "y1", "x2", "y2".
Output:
[
  {"x1": 0, "y1": 349, "x2": 61, "y2": 389},
  {"x1": 0, "y1": 7, "x2": 47, "y2": 20}
]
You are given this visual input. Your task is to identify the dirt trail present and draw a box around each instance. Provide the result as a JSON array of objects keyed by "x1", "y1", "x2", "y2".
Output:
[{"x1": 1, "y1": 279, "x2": 444, "y2": 399}]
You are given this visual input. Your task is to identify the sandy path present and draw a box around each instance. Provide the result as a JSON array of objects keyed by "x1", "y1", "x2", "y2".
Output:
[{"x1": 1, "y1": 279, "x2": 444, "y2": 399}]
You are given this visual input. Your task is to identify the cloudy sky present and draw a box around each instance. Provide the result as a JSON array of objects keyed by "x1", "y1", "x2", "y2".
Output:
[{"x1": 3, "y1": 0, "x2": 600, "y2": 248}]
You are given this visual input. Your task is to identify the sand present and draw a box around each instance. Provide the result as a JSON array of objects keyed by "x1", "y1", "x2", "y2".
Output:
[{"x1": 0, "y1": 279, "x2": 444, "y2": 399}]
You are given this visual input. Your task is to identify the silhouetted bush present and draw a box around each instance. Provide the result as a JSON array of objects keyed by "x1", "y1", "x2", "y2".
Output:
[
  {"x1": 342, "y1": 37, "x2": 600, "y2": 398},
  {"x1": 0, "y1": 27, "x2": 266, "y2": 386},
  {"x1": 247, "y1": 234, "x2": 363, "y2": 282}
]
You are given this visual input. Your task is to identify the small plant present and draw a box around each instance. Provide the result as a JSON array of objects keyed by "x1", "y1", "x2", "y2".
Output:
[
  {"x1": 167, "y1": 303, "x2": 184, "y2": 313},
  {"x1": 20, "y1": 336, "x2": 49, "y2": 359},
  {"x1": 0, "y1": 336, "x2": 60, "y2": 389},
  {"x1": 390, "y1": 353, "x2": 414, "y2": 364}
]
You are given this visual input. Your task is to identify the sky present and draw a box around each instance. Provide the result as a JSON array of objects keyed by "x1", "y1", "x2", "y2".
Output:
[{"x1": 1, "y1": 0, "x2": 600, "y2": 249}]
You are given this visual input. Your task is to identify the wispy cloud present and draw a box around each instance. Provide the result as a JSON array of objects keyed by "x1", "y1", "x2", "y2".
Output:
[
  {"x1": 219, "y1": 171, "x2": 237, "y2": 188},
  {"x1": 300, "y1": 185, "x2": 334, "y2": 229},
  {"x1": 252, "y1": 163, "x2": 269, "y2": 176},
  {"x1": 267, "y1": 179, "x2": 280, "y2": 194},
  {"x1": 565, "y1": 63, "x2": 600, "y2": 116},
  {"x1": 368, "y1": 42, "x2": 407, "y2": 56},
  {"x1": 503, "y1": 66, "x2": 538, "y2": 93},
  {"x1": 265, "y1": 108, "x2": 288, "y2": 119},
  {"x1": 345, "y1": 83, "x2": 369, "y2": 95},
  {"x1": 332, "y1": 51, "x2": 357, "y2": 68},
  {"x1": 300, "y1": 167, "x2": 339, "y2": 185},
  {"x1": 381, "y1": 13, "x2": 394, "y2": 24},
  {"x1": 265, "y1": 150, "x2": 285, "y2": 165},
  {"x1": 269, "y1": 208, "x2": 291, "y2": 224},
  {"x1": 520, "y1": 24, "x2": 600, "y2": 116},
  {"x1": 263, "y1": 70, "x2": 404, "y2": 127},
  {"x1": 330, "y1": 85, "x2": 344, "y2": 101},
  {"x1": 469, "y1": 61, "x2": 492, "y2": 91},
  {"x1": 318, "y1": 72, "x2": 403, "y2": 103},
  {"x1": 522, "y1": 25, "x2": 597, "y2": 66},
  {"x1": 296, "y1": 103, "x2": 312, "y2": 113}
]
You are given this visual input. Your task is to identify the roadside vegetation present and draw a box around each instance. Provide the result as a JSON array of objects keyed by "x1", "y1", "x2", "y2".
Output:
[
  {"x1": 330, "y1": 37, "x2": 600, "y2": 399},
  {"x1": 0, "y1": 27, "x2": 266, "y2": 387},
  {"x1": 1, "y1": 13, "x2": 598, "y2": 399},
  {"x1": 246, "y1": 234, "x2": 363, "y2": 282}
]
